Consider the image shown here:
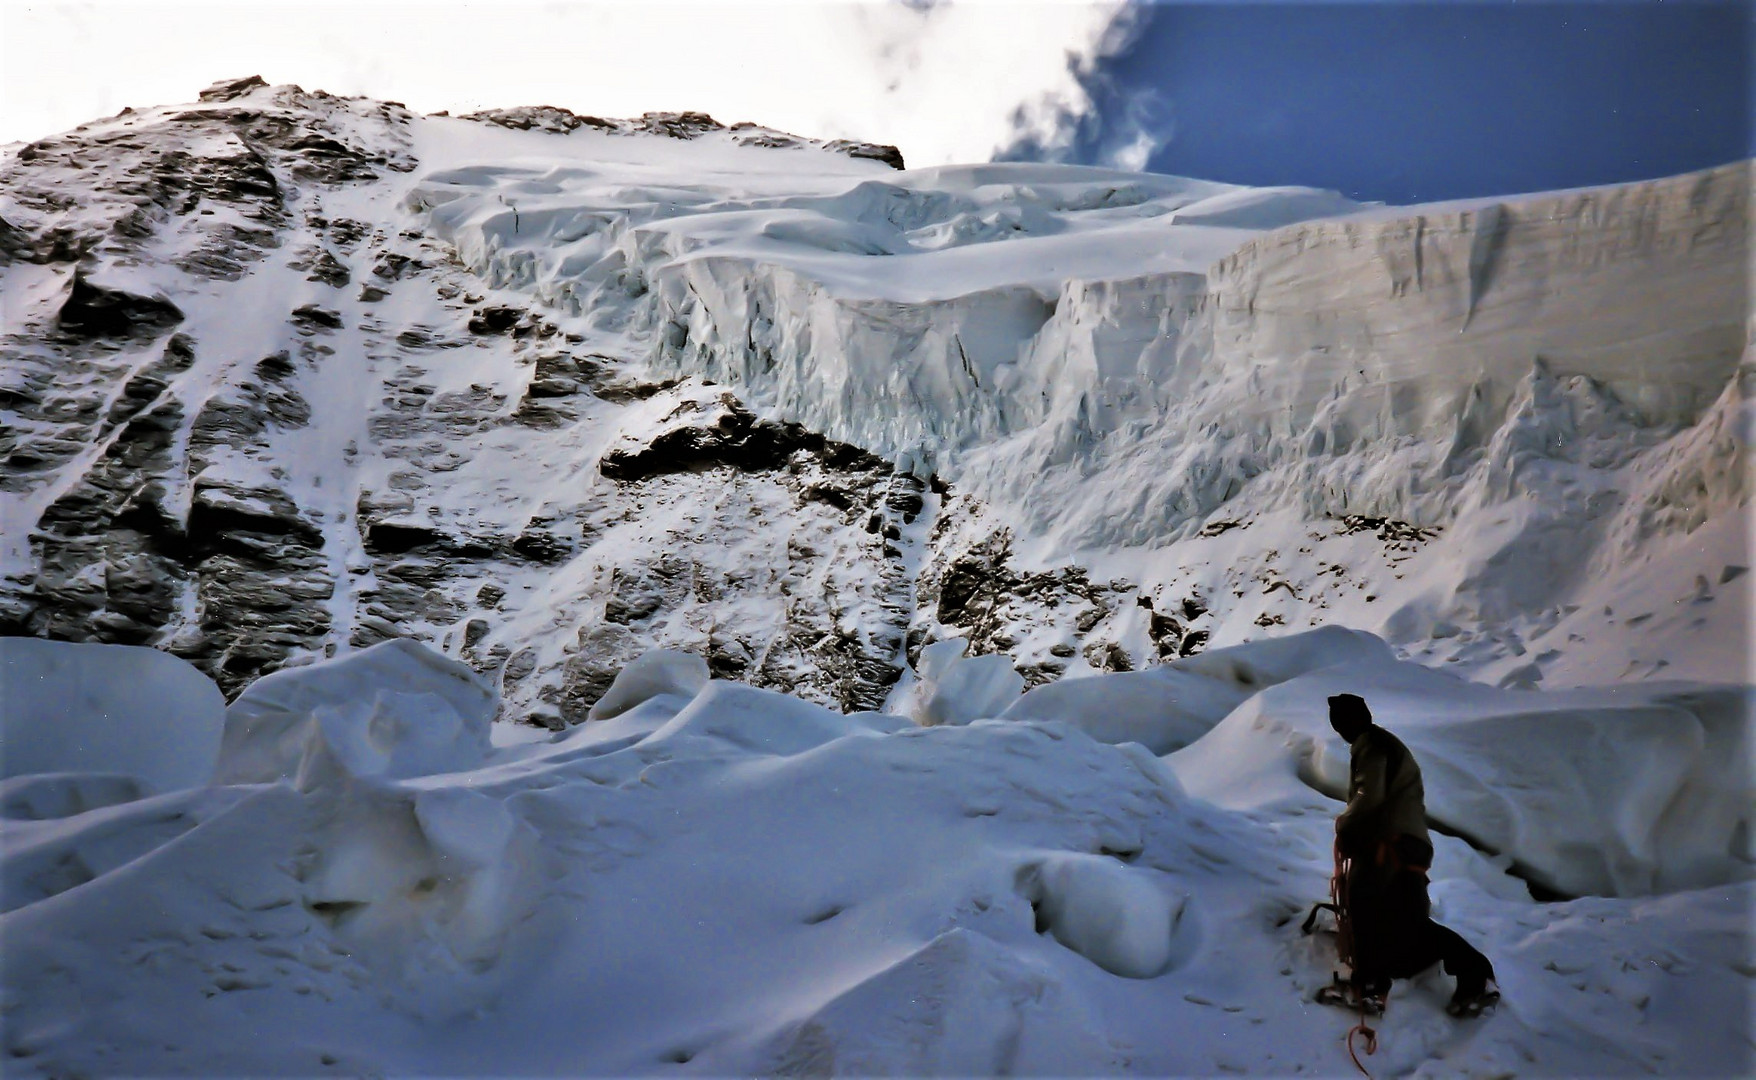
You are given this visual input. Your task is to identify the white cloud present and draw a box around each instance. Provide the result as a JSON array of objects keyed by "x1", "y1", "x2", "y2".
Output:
[
  {"x1": 1098, "y1": 87, "x2": 1171, "y2": 172},
  {"x1": 0, "y1": 0, "x2": 1136, "y2": 168}
]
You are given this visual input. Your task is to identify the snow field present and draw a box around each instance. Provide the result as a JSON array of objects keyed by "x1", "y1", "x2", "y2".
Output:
[{"x1": 2, "y1": 632, "x2": 1750, "y2": 1074}]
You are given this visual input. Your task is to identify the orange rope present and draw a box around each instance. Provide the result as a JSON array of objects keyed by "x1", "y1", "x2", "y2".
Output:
[
  {"x1": 1345, "y1": 995, "x2": 1382, "y2": 1079},
  {"x1": 1348, "y1": 1018, "x2": 1376, "y2": 1074},
  {"x1": 1330, "y1": 840, "x2": 1354, "y2": 970},
  {"x1": 1331, "y1": 838, "x2": 1381, "y2": 1078}
]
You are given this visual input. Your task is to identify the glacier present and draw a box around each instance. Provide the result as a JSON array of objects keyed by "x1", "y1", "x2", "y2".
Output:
[{"x1": 0, "y1": 77, "x2": 1751, "y2": 1076}]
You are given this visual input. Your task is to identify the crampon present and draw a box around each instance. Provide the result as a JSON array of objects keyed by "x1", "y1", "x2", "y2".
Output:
[
  {"x1": 1446, "y1": 983, "x2": 1501, "y2": 1019},
  {"x1": 1314, "y1": 973, "x2": 1385, "y2": 1017}
]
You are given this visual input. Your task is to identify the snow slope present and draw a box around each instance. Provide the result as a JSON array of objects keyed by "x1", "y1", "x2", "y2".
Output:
[{"x1": 2, "y1": 632, "x2": 1750, "y2": 1076}]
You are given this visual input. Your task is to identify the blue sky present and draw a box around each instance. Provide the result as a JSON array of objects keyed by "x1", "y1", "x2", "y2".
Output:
[{"x1": 1005, "y1": 0, "x2": 1753, "y2": 203}]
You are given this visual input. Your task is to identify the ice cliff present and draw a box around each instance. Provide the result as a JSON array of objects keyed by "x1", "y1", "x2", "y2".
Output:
[{"x1": 420, "y1": 138, "x2": 1749, "y2": 690}]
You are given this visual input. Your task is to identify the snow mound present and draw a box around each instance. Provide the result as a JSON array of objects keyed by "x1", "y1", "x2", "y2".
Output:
[
  {"x1": 0, "y1": 773, "x2": 146, "y2": 821},
  {"x1": 644, "y1": 680, "x2": 887, "y2": 756},
  {"x1": 1168, "y1": 625, "x2": 1396, "y2": 689},
  {"x1": 912, "y1": 638, "x2": 1026, "y2": 726},
  {"x1": 298, "y1": 783, "x2": 539, "y2": 978},
  {"x1": 215, "y1": 639, "x2": 496, "y2": 787},
  {"x1": 1002, "y1": 667, "x2": 1247, "y2": 754},
  {"x1": 2, "y1": 636, "x2": 1752, "y2": 1074},
  {"x1": 1017, "y1": 853, "x2": 1197, "y2": 979},
  {"x1": 1002, "y1": 626, "x2": 1391, "y2": 753},
  {"x1": 0, "y1": 637, "x2": 225, "y2": 792},
  {"x1": 1170, "y1": 643, "x2": 1755, "y2": 898},
  {"x1": 587, "y1": 648, "x2": 710, "y2": 721},
  {"x1": 756, "y1": 927, "x2": 1113, "y2": 1076},
  {"x1": 0, "y1": 784, "x2": 250, "y2": 914}
]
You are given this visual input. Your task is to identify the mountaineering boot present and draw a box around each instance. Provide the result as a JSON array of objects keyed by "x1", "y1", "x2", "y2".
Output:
[
  {"x1": 1446, "y1": 980, "x2": 1501, "y2": 1018},
  {"x1": 1314, "y1": 975, "x2": 1385, "y2": 1016}
]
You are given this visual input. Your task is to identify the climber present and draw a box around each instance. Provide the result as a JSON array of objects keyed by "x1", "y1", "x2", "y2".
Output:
[{"x1": 1322, "y1": 693, "x2": 1499, "y2": 1018}]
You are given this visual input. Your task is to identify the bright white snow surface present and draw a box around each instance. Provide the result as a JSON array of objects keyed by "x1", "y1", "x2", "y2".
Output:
[{"x1": 3, "y1": 632, "x2": 1752, "y2": 1076}]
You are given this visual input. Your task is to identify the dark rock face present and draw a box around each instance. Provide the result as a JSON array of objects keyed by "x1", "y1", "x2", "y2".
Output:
[
  {"x1": 0, "y1": 80, "x2": 413, "y2": 285},
  {"x1": 28, "y1": 396, "x2": 189, "y2": 645},
  {"x1": 918, "y1": 523, "x2": 1128, "y2": 686},
  {"x1": 56, "y1": 273, "x2": 184, "y2": 339},
  {"x1": 824, "y1": 139, "x2": 906, "y2": 171},
  {"x1": 199, "y1": 75, "x2": 269, "y2": 102},
  {"x1": 458, "y1": 105, "x2": 621, "y2": 136},
  {"x1": 0, "y1": 85, "x2": 415, "y2": 693},
  {"x1": 18, "y1": 330, "x2": 334, "y2": 692},
  {"x1": 467, "y1": 306, "x2": 522, "y2": 334},
  {"x1": 1147, "y1": 610, "x2": 1184, "y2": 659},
  {"x1": 296, "y1": 248, "x2": 350, "y2": 286},
  {"x1": 632, "y1": 111, "x2": 726, "y2": 140},
  {"x1": 459, "y1": 106, "x2": 903, "y2": 169},
  {"x1": 291, "y1": 304, "x2": 342, "y2": 329},
  {"x1": 599, "y1": 394, "x2": 888, "y2": 483}
]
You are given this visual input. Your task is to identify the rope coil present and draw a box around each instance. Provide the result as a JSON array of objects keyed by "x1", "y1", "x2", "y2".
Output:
[
  {"x1": 1332, "y1": 839, "x2": 1382, "y2": 1078},
  {"x1": 1346, "y1": 1000, "x2": 1382, "y2": 1078}
]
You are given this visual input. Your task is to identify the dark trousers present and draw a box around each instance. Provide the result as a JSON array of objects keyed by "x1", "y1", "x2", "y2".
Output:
[{"x1": 1345, "y1": 858, "x2": 1494, "y2": 998}]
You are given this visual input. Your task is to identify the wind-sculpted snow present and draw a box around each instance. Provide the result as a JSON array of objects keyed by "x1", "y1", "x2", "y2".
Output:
[
  {"x1": 2, "y1": 632, "x2": 1750, "y2": 1075},
  {"x1": 215, "y1": 638, "x2": 496, "y2": 787},
  {"x1": 1171, "y1": 653, "x2": 1755, "y2": 899},
  {"x1": 1000, "y1": 626, "x2": 1394, "y2": 754},
  {"x1": 0, "y1": 637, "x2": 225, "y2": 792}
]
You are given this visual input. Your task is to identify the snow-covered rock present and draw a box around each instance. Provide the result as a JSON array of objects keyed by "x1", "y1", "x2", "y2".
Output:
[
  {"x1": 4, "y1": 79, "x2": 1746, "y2": 709},
  {"x1": 0, "y1": 637, "x2": 224, "y2": 792}
]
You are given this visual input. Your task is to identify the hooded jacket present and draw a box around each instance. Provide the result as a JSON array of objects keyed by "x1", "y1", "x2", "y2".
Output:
[{"x1": 1336, "y1": 724, "x2": 1431, "y2": 860}]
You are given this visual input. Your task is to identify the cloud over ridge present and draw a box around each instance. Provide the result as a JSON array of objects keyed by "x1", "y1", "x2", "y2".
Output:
[{"x1": 3, "y1": 0, "x2": 1144, "y2": 170}]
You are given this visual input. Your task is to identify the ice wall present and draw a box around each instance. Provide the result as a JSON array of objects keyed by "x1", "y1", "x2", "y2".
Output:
[
  {"x1": 1207, "y1": 166, "x2": 1747, "y2": 430},
  {"x1": 973, "y1": 162, "x2": 1751, "y2": 548},
  {"x1": 422, "y1": 158, "x2": 1746, "y2": 552}
]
